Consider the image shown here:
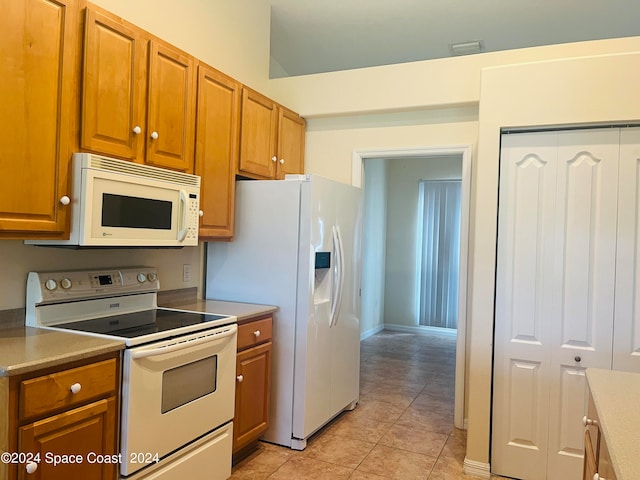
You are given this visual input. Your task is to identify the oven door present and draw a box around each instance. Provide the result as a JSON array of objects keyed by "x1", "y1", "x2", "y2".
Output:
[{"x1": 121, "y1": 324, "x2": 237, "y2": 476}]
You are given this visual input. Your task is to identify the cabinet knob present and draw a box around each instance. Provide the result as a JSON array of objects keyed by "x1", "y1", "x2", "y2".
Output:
[
  {"x1": 199, "y1": 210, "x2": 204, "y2": 217},
  {"x1": 575, "y1": 356, "x2": 582, "y2": 363},
  {"x1": 236, "y1": 375, "x2": 244, "y2": 383},
  {"x1": 26, "y1": 462, "x2": 38, "y2": 474},
  {"x1": 133, "y1": 125, "x2": 142, "y2": 135},
  {"x1": 594, "y1": 474, "x2": 605, "y2": 480},
  {"x1": 279, "y1": 158, "x2": 285, "y2": 165},
  {"x1": 583, "y1": 415, "x2": 598, "y2": 427},
  {"x1": 272, "y1": 156, "x2": 277, "y2": 162},
  {"x1": 254, "y1": 330, "x2": 261, "y2": 338},
  {"x1": 59, "y1": 195, "x2": 71, "y2": 205},
  {"x1": 70, "y1": 383, "x2": 82, "y2": 394},
  {"x1": 150, "y1": 131, "x2": 159, "y2": 140}
]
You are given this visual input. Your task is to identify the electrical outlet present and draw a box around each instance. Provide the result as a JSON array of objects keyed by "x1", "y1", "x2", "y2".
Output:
[{"x1": 183, "y1": 264, "x2": 192, "y2": 283}]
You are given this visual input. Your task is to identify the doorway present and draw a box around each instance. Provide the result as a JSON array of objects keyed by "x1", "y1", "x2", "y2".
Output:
[{"x1": 353, "y1": 145, "x2": 472, "y2": 430}]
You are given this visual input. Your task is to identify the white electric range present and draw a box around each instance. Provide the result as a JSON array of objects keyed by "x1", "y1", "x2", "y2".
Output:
[{"x1": 26, "y1": 267, "x2": 237, "y2": 480}]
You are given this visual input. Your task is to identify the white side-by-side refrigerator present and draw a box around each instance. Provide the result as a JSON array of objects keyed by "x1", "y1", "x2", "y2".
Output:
[{"x1": 206, "y1": 174, "x2": 363, "y2": 449}]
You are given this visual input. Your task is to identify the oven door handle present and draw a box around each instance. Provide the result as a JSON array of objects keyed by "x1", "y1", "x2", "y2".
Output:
[{"x1": 130, "y1": 327, "x2": 236, "y2": 359}]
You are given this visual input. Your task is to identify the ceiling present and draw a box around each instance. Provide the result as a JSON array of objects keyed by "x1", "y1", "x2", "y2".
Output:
[{"x1": 269, "y1": 0, "x2": 640, "y2": 78}]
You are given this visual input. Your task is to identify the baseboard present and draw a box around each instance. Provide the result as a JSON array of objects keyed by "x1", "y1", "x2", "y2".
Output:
[
  {"x1": 384, "y1": 323, "x2": 457, "y2": 337},
  {"x1": 463, "y1": 458, "x2": 491, "y2": 479},
  {"x1": 360, "y1": 325, "x2": 384, "y2": 341}
]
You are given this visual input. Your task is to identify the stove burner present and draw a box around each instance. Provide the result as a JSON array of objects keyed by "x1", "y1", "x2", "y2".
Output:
[{"x1": 55, "y1": 309, "x2": 228, "y2": 339}]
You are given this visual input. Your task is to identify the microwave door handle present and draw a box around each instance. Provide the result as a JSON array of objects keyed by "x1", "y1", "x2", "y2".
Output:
[
  {"x1": 177, "y1": 190, "x2": 188, "y2": 242},
  {"x1": 130, "y1": 327, "x2": 236, "y2": 360}
]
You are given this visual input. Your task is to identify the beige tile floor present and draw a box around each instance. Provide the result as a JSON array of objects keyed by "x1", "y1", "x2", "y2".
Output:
[{"x1": 231, "y1": 330, "x2": 509, "y2": 480}]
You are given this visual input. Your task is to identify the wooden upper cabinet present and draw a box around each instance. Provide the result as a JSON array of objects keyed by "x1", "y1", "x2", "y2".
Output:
[
  {"x1": 238, "y1": 88, "x2": 278, "y2": 179},
  {"x1": 0, "y1": 0, "x2": 80, "y2": 238},
  {"x1": 276, "y1": 107, "x2": 306, "y2": 179},
  {"x1": 195, "y1": 64, "x2": 240, "y2": 240},
  {"x1": 238, "y1": 88, "x2": 305, "y2": 180},
  {"x1": 145, "y1": 41, "x2": 197, "y2": 173},
  {"x1": 80, "y1": 6, "x2": 196, "y2": 173},
  {"x1": 81, "y1": 7, "x2": 147, "y2": 162}
]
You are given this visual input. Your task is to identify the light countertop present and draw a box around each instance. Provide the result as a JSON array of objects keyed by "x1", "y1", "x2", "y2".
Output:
[
  {"x1": 0, "y1": 326, "x2": 124, "y2": 377},
  {"x1": 586, "y1": 368, "x2": 640, "y2": 480}
]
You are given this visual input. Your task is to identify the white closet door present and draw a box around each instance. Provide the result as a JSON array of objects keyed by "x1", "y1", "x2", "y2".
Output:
[
  {"x1": 614, "y1": 127, "x2": 640, "y2": 372},
  {"x1": 492, "y1": 131, "x2": 559, "y2": 480},
  {"x1": 546, "y1": 129, "x2": 619, "y2": 479}
]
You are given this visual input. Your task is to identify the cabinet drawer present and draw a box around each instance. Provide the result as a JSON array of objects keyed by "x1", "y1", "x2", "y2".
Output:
[
  {"x1": 20, "y1": 358, "x2": 118, "y2": 420},
  {"x1": 237, "y1": 317, "x2": 272, "y2": 351}
]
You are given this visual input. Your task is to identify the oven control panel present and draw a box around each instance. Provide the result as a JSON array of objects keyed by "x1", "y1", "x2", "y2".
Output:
[{"x1": 27, "y1": 267, "x2": 160, "y2": 304}]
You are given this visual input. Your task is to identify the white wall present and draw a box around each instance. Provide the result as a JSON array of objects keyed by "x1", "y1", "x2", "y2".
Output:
[
  {"x1": 465, "y1": 51, "x2": 640, "y2": 466},
  {"x1": 0, "y1": 241, "x2": 202, "y2": 310},
  {"x1": 89, "y1": 0, "x2": 272, "y2": 93},
  {"x1": 384, "y1": 156, "x2": 462, "y2": 327},
  {"x1": 360, "y1": 159, "x2": 388, "y2": 338}
]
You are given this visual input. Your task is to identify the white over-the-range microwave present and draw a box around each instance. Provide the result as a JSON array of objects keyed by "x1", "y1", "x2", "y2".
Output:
[{"x1": 27, "y1": 153, "x2": 201, "y2": 247}]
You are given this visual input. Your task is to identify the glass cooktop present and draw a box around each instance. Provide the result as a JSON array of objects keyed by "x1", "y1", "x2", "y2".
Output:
[{"x1": 55, "y1": 309, "x2": 229, "y2": 339}]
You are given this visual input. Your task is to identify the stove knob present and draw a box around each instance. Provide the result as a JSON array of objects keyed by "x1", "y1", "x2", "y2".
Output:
[
  {"x1": 147, "y1": 272, "x2": 157, "y2": 282},
  {"x1": 44, "y1": 279, "x2": 57, "y2": 291},
  {"x1": 60, "y1": 278, "x2": 72, "y2": 289},
  {"x1": 137, "y1": 273, "x2": 147, "y2": 283}
]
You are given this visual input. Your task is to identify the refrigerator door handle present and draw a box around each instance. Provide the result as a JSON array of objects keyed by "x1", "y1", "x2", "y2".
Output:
[{"x1": 330, "y1": 225, "x2": 345, "y2": 327}]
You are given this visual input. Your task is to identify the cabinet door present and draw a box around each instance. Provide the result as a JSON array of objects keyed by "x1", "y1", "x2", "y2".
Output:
[
  {"x1": 146, "y1": 41, "x2": 196, "y2": 173},
  {"x1": 492, "y1": 131, "x2": 558, "y2": 480},
  {"x1": 234, "y1": 342, "x2": 271, "y2": 452},
  {"x1": 493, "y1": 129, "x2": 620, "y2": 480},
  {"x1": 613, "y1": 127, "x2": 640, "y2": 372},
  {"x1": 81, "y1": 7, "x2": 147, "y2": 162},
  {"x1": 546, "y1": 129, "x2": 619, "y2": 478},
  {"x1": 0, "y1": 0, "x2": 80, "y2": 238},
  {"x1": 238, "y1": 88, "x2": 277, "y2": 179},
  {"x1": 195, "y1": 64, "x2": 240, "y2": 240},
  {"x1": 19, "y1": 397, "x2": 117, "y2": 480},
  {"x1": 276, "y1": 107, "x2": 306, "y2": 179}
]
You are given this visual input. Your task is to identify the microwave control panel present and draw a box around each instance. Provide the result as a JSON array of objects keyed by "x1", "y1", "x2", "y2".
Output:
[{"x1": 187, "y1": 193, "x2": 199, "y2": 242}]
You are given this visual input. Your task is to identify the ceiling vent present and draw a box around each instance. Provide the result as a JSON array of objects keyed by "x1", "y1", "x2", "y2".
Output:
[{"x1": 449, "y1": 40, "x2": 484, "y2": 56}]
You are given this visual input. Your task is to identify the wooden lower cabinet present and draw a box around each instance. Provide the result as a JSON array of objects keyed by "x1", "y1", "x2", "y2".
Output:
[
  {"x1": 583, "y1": 391, "x2": 617, "y2": 480},
  {"x1": 2, "y1": 353, "x2": 120, "y2": 480},
  {"x1": 233, "y1": 316, "x2": 272, "y2": 458},
  {"x1": 19, "y1": 398, "x2": 116, "y2": 480}
]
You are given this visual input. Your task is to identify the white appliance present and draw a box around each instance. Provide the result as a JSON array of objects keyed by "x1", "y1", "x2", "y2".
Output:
[
  {"x1": 26, "y1": 267, "x2": 237, "y2": 480},
  {"x1": 26, "y1": 153, "x2": 201, "y2": 247},
  {"x1": 206, "y1": 174, "x2": 363, "y2": 449}
]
